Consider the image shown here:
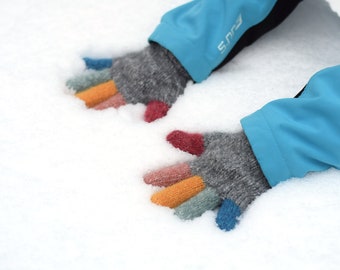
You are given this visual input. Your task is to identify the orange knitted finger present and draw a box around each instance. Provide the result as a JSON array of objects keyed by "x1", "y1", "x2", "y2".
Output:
[
  {"x1": 75, "y1": 80, "x2": 118, "y2": 108},
  {"x1": 151, "y1": 176, "x2": 205, "y2": 208}
]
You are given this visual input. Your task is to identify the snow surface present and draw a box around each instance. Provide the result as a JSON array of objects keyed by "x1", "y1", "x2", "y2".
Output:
[{"x1": 1, "y1": 0, "x2": 340, "y2": 269}]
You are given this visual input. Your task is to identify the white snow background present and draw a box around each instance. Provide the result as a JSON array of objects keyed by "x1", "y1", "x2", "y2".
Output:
[{"x1": 1, "y1": 0, "x2": 340, "y2": 269}]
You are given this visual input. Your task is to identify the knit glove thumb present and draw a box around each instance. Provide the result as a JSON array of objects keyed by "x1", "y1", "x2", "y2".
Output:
[
  {"x1": 66, "y1": 43, "x2": 190, "y2": 122},
  {"x1": 144, "y1": 130, "x2": 270, "y2": 231}
]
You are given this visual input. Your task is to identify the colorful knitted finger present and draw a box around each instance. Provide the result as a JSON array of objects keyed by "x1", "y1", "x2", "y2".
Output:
[
  {"x1": 67, "y1": 43, "x2": 191, "y2": 122},
  {"x1": 151, "y1": 176, "x2": 206, "y2": 208},
  {"x1": 166, "y1": 130, "x2": 205, "y2": 156},
  {"x1": 174, "y1": 187, "x2": 222, "y2": 220},
  {"x1": 83, "y1": 57, "x2": 113, "y2": 70},
  {"x1": 66, "y1": 69, "x2": 112, "y2": 93},
  {"x1": 74, "y1": 80, "x2": 119, "y2": 108},
  {"x1": 144, "y1": 131, "x2": 270, "y2": 231}
]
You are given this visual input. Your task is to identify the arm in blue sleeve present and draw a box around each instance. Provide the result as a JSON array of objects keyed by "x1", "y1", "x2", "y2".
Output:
[
  {"x1": 149, "y1": 0, "x2": 302, "y2": 82},
  {"x1": 241, "y1": 65, "x2": 340, "y2": 187}
]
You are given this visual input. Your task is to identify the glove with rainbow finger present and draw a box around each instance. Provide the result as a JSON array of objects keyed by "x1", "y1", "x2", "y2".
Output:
[
  {"x1": 66, "y1": 43, "x2": 191, "y2": 122},
  {"x1": 144, "y1": 130, "x2": 271, "y2": 231}
]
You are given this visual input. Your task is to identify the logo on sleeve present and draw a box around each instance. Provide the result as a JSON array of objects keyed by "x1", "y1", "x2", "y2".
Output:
[{"x1": 217, "y1": 14, "x2": 243, "y2": 54}]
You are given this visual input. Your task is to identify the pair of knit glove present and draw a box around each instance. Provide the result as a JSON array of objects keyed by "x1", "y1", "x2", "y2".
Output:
[{"x1": 66, "y1": 44, "x2": 271, "y2": 231}]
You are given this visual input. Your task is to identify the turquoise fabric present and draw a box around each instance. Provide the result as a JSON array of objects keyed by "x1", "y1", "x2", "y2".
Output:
[
  {"x1": 241, "y1": 65, "x2": 340, "y2": 187},
  {"x1": 149, "y1": 0, "x2": 277, "y2": 82}
]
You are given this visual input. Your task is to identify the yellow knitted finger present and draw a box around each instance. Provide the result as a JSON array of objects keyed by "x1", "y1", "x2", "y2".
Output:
[
  {"x1": 151, "y1": 176, "x2": 205, "y2": 208},
  {"x1": 75, "y1": 80, "x2": 118, "y2": 108}
]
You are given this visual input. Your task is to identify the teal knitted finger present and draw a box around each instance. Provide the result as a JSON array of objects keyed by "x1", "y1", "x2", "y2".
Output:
[
  {"x1": 66, "y1": 69, "x2": 111, "y2": 93},
  {"x1": 174, "y1": 187, "x2": 222, "y2": 220}
]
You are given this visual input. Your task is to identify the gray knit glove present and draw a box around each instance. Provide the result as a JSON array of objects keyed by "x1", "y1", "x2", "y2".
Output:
[
  {"x1": 144, "y1": 130, "x2": 270, "y2": 231},
  {"x1": 66, "y1": 43, "x2": 191, "y2": 122}
]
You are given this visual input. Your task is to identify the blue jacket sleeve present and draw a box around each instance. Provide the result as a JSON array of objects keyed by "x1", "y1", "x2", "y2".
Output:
[
  {"x1": 149, "y1": 0, "x2": 278, "y2": 82},
  {"x1": 241, "y1": 65, "x2": 340, "y2": 187}
]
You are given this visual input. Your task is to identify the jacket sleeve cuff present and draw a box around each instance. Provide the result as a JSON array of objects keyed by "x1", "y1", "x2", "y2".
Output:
[
  {"x1": 149, "y1": 23, "x2": 213, "y2": 83},
  {"x1": 241, "y1": 110, "x2": 291, "y2": 187}
]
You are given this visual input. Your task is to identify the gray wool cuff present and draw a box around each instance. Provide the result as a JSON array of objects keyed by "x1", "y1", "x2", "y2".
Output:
[
  {"x1": 189, "y1": 131, "x2": 270, "y2": 211},
  {"x1": 111, "y1": 43, "x2": 191, "y2": 105}
]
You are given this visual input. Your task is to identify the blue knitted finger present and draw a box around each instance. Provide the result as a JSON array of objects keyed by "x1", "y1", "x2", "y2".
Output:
[
  {"x1": 216, "y1": 199, "x2": 241, "y2": 231},
  {"x1": 83, "y1": 57, "x2": 113, "y2": 70}
]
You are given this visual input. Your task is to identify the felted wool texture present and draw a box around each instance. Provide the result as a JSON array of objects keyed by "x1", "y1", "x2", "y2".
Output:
[
  {"x1": 111, "y1": 43, "x2": 191, "y2": 105},
  {"x1": 189, "y1": 131, "x2": 271, "y2": 211}
]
